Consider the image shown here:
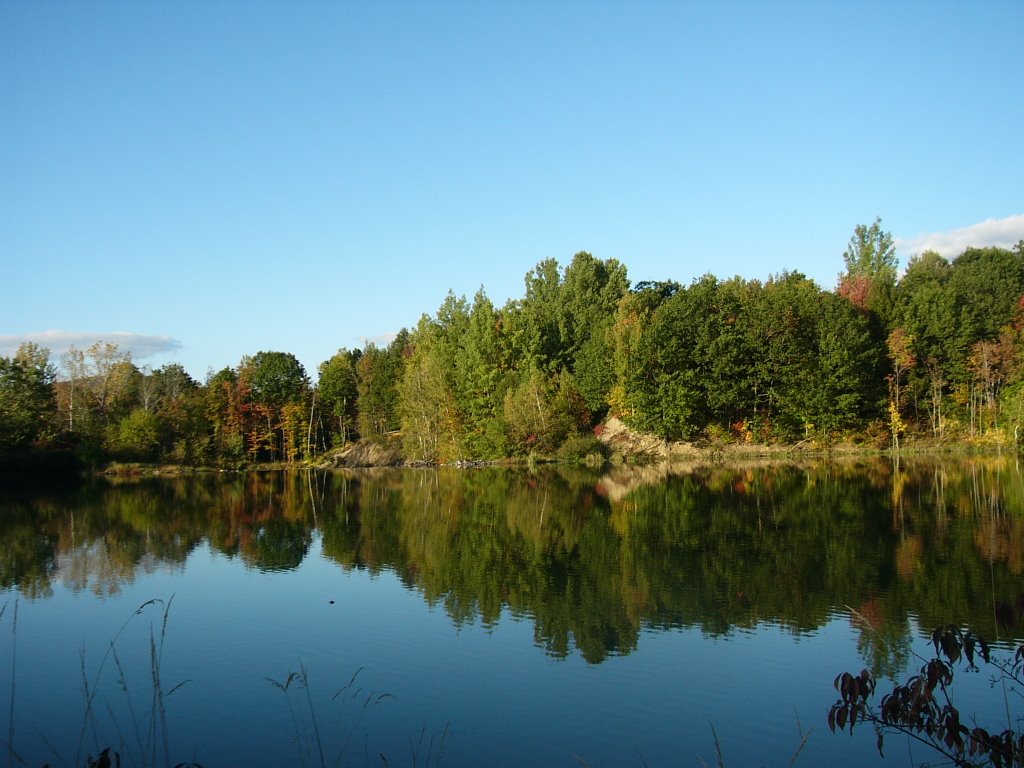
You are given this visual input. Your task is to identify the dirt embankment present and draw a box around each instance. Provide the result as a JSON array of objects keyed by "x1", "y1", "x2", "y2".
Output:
[
  {"x1": 314, "y1": 417, "x2": 869, "y2": 470},
  {"x1": 598, "y1": 416, "x2": 853, "y2": 463},
  {"x1": 597, "y1": 417, "x2": 702, "y2": 461},
  {"x1": 316, "y1": 436, "x2": 404, "y2": 468},
  {"x1": 593, "y1": 417, "x2": 868, "y2": 502}
]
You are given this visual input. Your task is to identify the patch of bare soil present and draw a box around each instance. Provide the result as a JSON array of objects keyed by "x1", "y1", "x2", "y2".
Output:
[
  {"x1": 593, "y1": 417, "x2": 881, "y2": 502},
  {"x1": 317, "y1": 436, "x2": 404, "y2": 468},
  {"x1": 597, "y1": 417, "x2": 704, "y2": 461}
]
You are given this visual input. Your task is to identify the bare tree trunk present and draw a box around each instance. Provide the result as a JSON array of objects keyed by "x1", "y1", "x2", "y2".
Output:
[{"x1": 307, "y1": 391, "x2": 317, "y2": 459}]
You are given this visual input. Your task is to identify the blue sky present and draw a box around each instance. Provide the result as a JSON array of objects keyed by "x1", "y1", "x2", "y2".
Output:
[{"x1": 3, "y1": 1, "x2": 1022, "y2": 381}]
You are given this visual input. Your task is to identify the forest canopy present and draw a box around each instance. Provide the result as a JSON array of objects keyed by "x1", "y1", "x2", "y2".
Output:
[{"x1": 4, "y1": 223, "x2": 1024, "y2": 465}]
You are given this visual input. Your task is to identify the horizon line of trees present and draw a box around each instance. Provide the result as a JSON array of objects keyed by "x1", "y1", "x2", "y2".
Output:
[{"x1": 3, "y1": 220, "x2": 1024, "y2": 465}]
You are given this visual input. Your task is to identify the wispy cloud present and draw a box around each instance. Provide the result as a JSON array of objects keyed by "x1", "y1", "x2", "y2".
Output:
[
  {"x1": 0, "y1": 331, "x2": 182, "y2": 361},
  {"x1": 359, "y1": 332, "x2": 399, "y2": 348},
  {"x1": 895, "y1": 214, "x2": 1024, "y2": 258}
]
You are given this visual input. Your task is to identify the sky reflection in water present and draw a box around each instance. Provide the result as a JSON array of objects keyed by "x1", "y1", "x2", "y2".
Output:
[{"x1": 3, "y1": 459, "x2": 1023, "y2": 766}]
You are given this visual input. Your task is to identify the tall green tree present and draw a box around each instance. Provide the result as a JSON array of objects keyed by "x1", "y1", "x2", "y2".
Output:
[
  {"x1": 58, "y1": 342, "x2": 139, "y2": 453},
  {"x1": 517, "y1": 257, "x2": 564, "y2": 369},
  {"x1": 239, "y1": 351, "x2": 309, "y2": 462},
  {"x1": 694, "y1": 276, "x2": 759, "y2": 430},
  {"x1": 0, "y1": 343, "x2": 57, "y2": 448},
  {"x1": 508, "y1": 252, "x2": 628, "y2": 417},
  {"x1": 397, "y1": 290, "x2": 511, "y2": 462},
  {"x1": 890, "y1": 245, "x2": 1024, "y2": 438},
  {"x1": 449, "y1": 290, "x2": 509, "y2": 457},
  {"x1": 356, "y1": 331, "x2": 408, "y2": 440},
  {"x1": 624, "y1": 277, "x2": 717, "y2": 439},
  {"x1": 245, "y1": 351, "x2": 308, "y2": 410},
  {"x1": 560, "y1": 252, "x2": 629, "y2": 412},
  {"x1": 946, "y1": 246, "x2": 1024, "y2": 376},
  {"x1": 842, "y1": 217, "x2": 898, "y2": 284},
  {"x1": 838, "y1": 217, "x2": 898, "y2": 330},
  {"x1": 148, "y1": 364, "x2": 209, "y2": 464},
  {"x1": 399, "y1": 315, "x2": 461, "y2": 462},
  {"x1": 894, "y1": 251, "x2": 955, "y2": 435},
  {"x1": 809, "y1": 292, "x2": 883, "y2": 438},
  {"x1": 206, "y1": 366, "x2": 246, "y2": 464},
  {"x1": 608, "y1": 280, "x2": 679, "y2": 420},
  {"x1": 503, "y1": 368, "x2": 587, "y2": 453},
  {"x1": 316, "y1": 349, "x2": 360, "y2": 448}
]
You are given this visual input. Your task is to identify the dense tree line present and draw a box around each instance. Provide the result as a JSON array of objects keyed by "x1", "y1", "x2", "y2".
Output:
[{"x1": 3, "y1": 223, "x2": 1024, "y2": 465}]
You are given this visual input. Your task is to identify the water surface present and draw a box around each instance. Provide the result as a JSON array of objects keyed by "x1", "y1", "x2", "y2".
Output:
[{"x1": 2, "y1": 458, "x2": 1023, "y2": 766}]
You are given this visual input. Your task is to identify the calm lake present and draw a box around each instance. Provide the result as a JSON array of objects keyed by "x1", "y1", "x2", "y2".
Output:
[{"x1": 2, "y1": 458, "x2": 1023, "y2": 767}]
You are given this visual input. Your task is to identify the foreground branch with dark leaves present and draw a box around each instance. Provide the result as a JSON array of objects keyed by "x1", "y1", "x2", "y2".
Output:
[{"x1": 829, "y1": 625, "x2": 1024, "y2": 767}]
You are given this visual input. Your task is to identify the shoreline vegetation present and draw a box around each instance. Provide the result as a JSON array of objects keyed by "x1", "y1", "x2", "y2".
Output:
[
  {"x1": 4, "y1": 223, "x2": 1024, "y2": 478},
  {"x1": 5, "y1": 414, "x2": 1018, "y2": 488}
]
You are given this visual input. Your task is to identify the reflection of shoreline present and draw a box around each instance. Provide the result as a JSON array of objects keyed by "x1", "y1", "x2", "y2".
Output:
[
  {"x1": 596, "y1": 453, "x2": 1022, "y2": 505},
  {"x1": 5, "y1": 460, "x2": 1024, "y2": 663},
  {"x1": 56, "y1": 544, "x2": 184, "y2": 596},
  {"x1": 596, "y1": 457, "x2": 840, "y2": 504}
]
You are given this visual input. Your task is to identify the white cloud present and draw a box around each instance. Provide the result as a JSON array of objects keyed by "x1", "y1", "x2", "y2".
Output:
[
  {"x1": 895, "y1": 214, "x2": 1024, "y2": 258},
  {"x1": 0, "y1": 331, "x2": 181, "y2": 361},
  {"x1": 359, "y1": 332, "x2": 399, "y2": 348}
]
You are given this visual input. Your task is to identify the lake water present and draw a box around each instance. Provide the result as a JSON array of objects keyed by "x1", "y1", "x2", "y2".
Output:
[{"x1": 2, "y1": 458, "x2": 1023, "y2": 767}]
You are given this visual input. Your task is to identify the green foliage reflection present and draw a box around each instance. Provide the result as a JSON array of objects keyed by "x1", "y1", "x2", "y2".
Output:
[{"x1": 4, "y1": 460, "x2": 1024, "y2": 665}]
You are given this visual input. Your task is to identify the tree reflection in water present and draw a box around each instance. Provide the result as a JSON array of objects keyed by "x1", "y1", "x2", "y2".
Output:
[{"x1": 3, "y1": 457, "x2": 1024, "y2": 668}]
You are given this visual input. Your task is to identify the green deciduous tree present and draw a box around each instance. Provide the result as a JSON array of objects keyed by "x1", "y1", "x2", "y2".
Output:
[
  {"x1": 507, "y1": 253, "x2": 628, "y2": 417},
  {"x1": 838, "y1": 217, "x2": 899, "y2": 331},
  {"x1": 316, "y1": 349, "x2": 360, "y2": 448},
  {"x1": 615, "y1": 271, "x2": 883, "y2": 443},
  {"x1": 397, "y1": 289, "x2": 511, "y2": 462},
  {"x1": 239, "y1": 351, "x2": 310, "y2": 462},
  {"x1": 152, "y1": 363, "x2": 197, "y2": 404},
  {"x1": 808, "y1": 292, "x2": 883, "y2": 439},
  {"x1": 452, "y1": 289, "x2": 509, "y2": 458},
  {"x1": 206, "y1": 367, "x2": 246, "y2": 464},
  {"x1": 609, "y1": 281, "x2": 679, "y2": 420},
  {"x1": 895, "y1": 251, "x2": 955, "y2": 437},
  {"x1": 842, "y1": 216, "x2": 898, "y2": 284},
  {"x1": 950, "y1": 247, "x2": 1024, "y2": 342},
  {"x1": 356, "y1": 332, "x2": 408, "y2": 440},
  {"x1": 107, "y1": 407, "x2": 162, "y2": 459},
  {"x1": 245, "y1": 351, "x2": 308, "y2": 410},
  {"x1": 399, "y1": 313, "x2": 461, "y2": 462},
  {"x1": 0, "y1": 343, "x2": 57, "y2": 448},
  {"x1": 892, "y1": 245, "x2": 1024, "y2": 439},
  {"x1": 517, "y1": 257, "x2": 564, "y2": 369},
  {"x1": 623, "y1": 276, "x2": 717, "y2": 439},
  {"x1": 559, "y1": 253, "x2": 629, "y2": 412},
  {"x1": 503, "y1": 369, "x2": 587, "y2": 454},
  {"x1": 58, "y1": 342, "x2": 139, "y2": 457}
]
